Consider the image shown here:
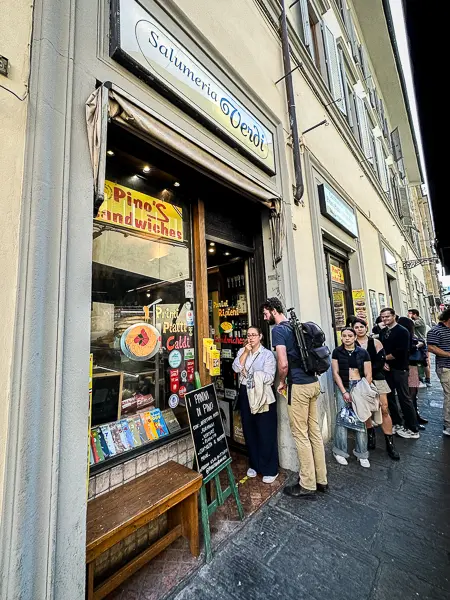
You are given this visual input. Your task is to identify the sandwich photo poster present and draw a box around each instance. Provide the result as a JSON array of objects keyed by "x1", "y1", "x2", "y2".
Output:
[{"x1": 352, "y1": 289, "x2": 368, "y2": 322}]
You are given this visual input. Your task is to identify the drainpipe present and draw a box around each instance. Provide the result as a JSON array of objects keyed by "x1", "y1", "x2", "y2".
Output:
[{"x1": 280, "y1": 0, "x2": 304, "y2": 205}]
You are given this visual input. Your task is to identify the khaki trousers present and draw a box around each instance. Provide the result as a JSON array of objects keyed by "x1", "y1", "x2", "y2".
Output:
[
  {"x1": 288, "y1": 382, "x2": 327, "y2": 490},
  {"x1": 437, "y1": 367, "x2": 450, "y2": 428}
]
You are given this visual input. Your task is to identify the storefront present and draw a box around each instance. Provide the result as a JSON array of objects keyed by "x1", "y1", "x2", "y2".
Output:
[
  {"x1": 316, "y1": 179, "x2": 362, "y2": 344},
  {"x1": 89, "y1": 120, "x2": 271, "y2": 472},
  {"x1": 82, "y1": 3, "x2": 291, "y2": 584}
]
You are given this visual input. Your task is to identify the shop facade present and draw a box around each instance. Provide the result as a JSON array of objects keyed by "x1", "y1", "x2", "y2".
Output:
[
  {"x1": 1, "y1": 1, "x2": 302, "y2": 597},
  {"x1": 1, "y1": 1, "x2": 435, "y2": 598}
]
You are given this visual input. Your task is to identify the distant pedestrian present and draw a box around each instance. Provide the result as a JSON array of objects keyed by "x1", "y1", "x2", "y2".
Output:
[
  {"x1": 332, "y1": 327, "x2": 372, "y2": 468},
  {"x1": 398, "y1": 316, "x2": 428, "y2": 429},
  {"x1": 379, "y1": 308, "x2": 420, "y2": 439},
  {"x1": 232, "y1": 326, "x2": 279, "y2": 482},
  {"x1": 372, "y1": 315, "x2": 385, "y2": 337},
  {"x1": 346, "y1": 315, "x2": 358, "y2": 328},
  {"x1": 427, "y1": 308, "x2": 450, "y2": 437},
  {"x1": 262, "y1": 297, "x2": 328, "y2": 499},
  {"x1": 408, "y1": 308, "x2": 432, "y2": 386},
  {"x1": 353, "y1": 318, "x2": 399, "y2": 460}
]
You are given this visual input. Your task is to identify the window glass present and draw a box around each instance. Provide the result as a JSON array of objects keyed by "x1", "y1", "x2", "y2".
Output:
[{"x1": 89, "y1": 131, "x2": 195, "y2": 466}]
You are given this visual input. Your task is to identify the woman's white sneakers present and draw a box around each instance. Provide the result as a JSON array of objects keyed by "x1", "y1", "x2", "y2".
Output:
[
  {"x1": 333, "y1": 453, "x2": 348, "y2": 465},
  {"x1": 262, "y1": 474, "x2": 279, "y2": 484},
  {"x1": 246, "y1": 468, "x2": 257, "y2": 478},
  {"x1": 334, "y1": 453, "x2": 370, "y2": 468}
]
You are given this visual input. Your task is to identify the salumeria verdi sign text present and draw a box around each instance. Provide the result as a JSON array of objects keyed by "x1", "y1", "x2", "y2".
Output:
[{"x1": 113, "y1": 0, "x2": 275, "y2": 173}]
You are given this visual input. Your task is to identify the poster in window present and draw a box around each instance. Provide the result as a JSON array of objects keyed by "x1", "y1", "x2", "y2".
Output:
[
  {"x1": 352, "y1": 289, "x2": 368, "y2": 321},
  {"x1": 333, "y1": 290, "x2": 346, "y2": 329},
  {"x1": 369, "y1": 290, "x2": 378, "y2": 326},
  {"x1": 378, "y1": 292, "x2": 386, "y2": 310}
]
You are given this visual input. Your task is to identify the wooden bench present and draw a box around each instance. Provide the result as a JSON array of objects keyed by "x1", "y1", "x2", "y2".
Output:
[{"x1": 86, "y1": 460, "x2": 202, "y2": 600}]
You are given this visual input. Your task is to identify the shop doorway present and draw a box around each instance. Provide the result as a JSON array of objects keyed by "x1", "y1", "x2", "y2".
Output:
[
  {"x1": 207, "y1": 240, "x2": 252, "y2": 451},
  {"x1": 325, "y1": 252, "x2": 353, "y2": 345}
]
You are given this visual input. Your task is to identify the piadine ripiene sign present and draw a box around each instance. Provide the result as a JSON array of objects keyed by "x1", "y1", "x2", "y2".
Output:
[{"x1": 185, "y1": 384, "x2": 230, "y2": 477}]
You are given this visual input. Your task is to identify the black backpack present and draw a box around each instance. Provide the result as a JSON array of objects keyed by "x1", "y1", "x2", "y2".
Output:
[
  {"x1": 299, "y1": 321, "x2": 331, "y2": 375},
  {"x1": 281, "y1": 311, "x2": 331, "y2": 376}
]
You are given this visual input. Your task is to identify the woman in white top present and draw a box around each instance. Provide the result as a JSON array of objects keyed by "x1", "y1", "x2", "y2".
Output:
[{"x1": 232, "y1": 326, "x2": 278, "y2": 483}]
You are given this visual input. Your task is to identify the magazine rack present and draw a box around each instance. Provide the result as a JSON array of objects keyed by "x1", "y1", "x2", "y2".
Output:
[{"x1": 199, "y1": 456, "x2": 244, "y2": 562}]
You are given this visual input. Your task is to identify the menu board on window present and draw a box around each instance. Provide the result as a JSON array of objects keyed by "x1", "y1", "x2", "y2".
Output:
[
  {"x1": 185, "y1": 384, "x2": 230, "y2": 477},
  {"x1": 333, "y1": 290, "x2": 346, "y2": 329},
  {"x1": 352, "y1": 289, "x2": 368, "y2": 321}
]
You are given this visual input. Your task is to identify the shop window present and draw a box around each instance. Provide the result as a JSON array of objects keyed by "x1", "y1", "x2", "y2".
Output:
[{"x1": 90, "y1": 127, "x2": 195, "y2": 468}]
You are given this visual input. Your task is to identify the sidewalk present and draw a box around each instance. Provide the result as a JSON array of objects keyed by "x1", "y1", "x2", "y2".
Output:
[{"x1": 170, "y1": 376, "x2": 450, "y2": 600}]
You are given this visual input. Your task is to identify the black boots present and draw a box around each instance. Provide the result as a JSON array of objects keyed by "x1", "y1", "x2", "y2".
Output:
[
  {"x1": 367, "y1": 427, "x2": 376, "y2": 450},
  {"x1": 385, "y1": 434, "x2": 400, "y2": 460}
]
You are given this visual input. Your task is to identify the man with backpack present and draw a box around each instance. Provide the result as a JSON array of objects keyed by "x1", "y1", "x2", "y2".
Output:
[{"x1": 262, "y1": 298, "x2": 328, "y2": 499}]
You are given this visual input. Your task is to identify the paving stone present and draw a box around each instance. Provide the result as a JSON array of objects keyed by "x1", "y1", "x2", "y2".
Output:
[
  {"x1": 277, "y1": 489, "x2": 382, "y2": 551},
  {"x1": 197, "y1": 544, "x2": 288, "y2": 600},
  {"x1": 232, "y1": 506, "x2": 296, "y2": 560},
  {"x1": 371, "y1": 514, "x2": 450, "y2": 591},
  {"x1": 269, "y1": 526, "x2": 378, "y2": 600},
  {"x1": 367, "y1": 486, "x2": 450, "y2": 536},
  {"x1": 371, "y1": 561, "x2": 449, "y2": 600},
  {"x1": 171, "y1": 578, "x2": 231, "y2": 600}
]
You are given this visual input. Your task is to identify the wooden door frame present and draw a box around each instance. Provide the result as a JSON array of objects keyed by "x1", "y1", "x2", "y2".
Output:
[{"x1": 193, "y1": 198, "x2": 211, "y2": 386}]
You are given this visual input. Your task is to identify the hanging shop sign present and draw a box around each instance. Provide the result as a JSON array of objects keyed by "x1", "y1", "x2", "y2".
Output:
[
  {"x1": 318, "y1": 183, "x2": 358, "y2": 238},
  {"x1": 352, "y1": 289, "x2": 368, "y2": 321},
  {"x1": 110, "y1": 0, "x2": 275, "y2": 174},
  {"x1": 330, "y1": 265, "x2": 345, "y2": 285},
  {"x1": 97, "y1": 181, "x2": 183, "y2": 242}
]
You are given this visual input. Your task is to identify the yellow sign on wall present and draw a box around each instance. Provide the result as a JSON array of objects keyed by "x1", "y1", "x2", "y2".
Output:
[{"x1": 96, "y1": 181, "x2": 183, "y2": 242}]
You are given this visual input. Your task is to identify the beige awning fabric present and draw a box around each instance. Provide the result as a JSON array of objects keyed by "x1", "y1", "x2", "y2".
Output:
[
  {"x1": 108, "y1": 89, "x2": 278, "y2": 208},
  {"x1": 85, "y1": 85, "x2": 284, "y2": 263}
]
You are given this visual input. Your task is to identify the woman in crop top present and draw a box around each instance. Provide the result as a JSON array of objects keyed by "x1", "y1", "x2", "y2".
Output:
[
  {"x1": 331, "y1": 327, "x2": 372, "y2": 468},
  {"x1": 353, "y1": 318, "x2": 400, "y2": 461}
]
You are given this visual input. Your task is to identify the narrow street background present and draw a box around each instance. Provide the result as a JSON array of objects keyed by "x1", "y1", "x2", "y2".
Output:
[{"x1": 171, "y1": 374, "x2": 450, "y2": 600}]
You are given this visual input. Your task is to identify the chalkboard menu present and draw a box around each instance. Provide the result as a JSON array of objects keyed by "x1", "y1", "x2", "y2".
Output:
[{"x1": 185, "y1": 384, "x2": 230, "y2": 477}]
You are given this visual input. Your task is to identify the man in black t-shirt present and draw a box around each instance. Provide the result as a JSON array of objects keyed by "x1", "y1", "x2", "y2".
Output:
[
  {"x1": 379, "y1": 307, "x2": 419, "y2": 438},
  {"x1": 262, "y1": 298, "x2": 327, "y2": 499}
]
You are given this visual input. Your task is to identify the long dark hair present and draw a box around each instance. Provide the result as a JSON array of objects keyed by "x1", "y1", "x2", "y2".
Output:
[{"x1": 398, "y1": 316, "x2": 414, "y2": 337}]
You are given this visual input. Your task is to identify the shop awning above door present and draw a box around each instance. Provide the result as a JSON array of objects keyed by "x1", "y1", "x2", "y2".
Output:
[{"x1": 85, "y1": 84, "x2": 280, "y2": 215}]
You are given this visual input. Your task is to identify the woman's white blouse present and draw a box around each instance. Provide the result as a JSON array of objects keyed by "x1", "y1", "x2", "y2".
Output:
[{"x1": 232, "y1": 346, "x2": 276, "y2": 385}]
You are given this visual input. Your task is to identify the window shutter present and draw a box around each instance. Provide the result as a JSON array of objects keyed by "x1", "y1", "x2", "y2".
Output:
[
  {"x1": 324, "y1": 26, "x2": 347, "y2": 114},
  {"x1": 387, "y1": 169, "x2": 395, "y2": 206},
  {"x1": 391, "y1": 127, "x2": 403, "y2": 162},
  {"x1": 299, "y1": 0, "x2": 316, "y2": 62},
  {"x1": 356, "y1": 96, "x2": 371, "y2": 158},
  {"x1": 399, "y1": 186, "x2": 413, "y2": 227},
  {"x1": 347, "y1": 13, "x2": 359, "y2": 62},
  {"x1": 338, "y1": 49, "x2": 352, "y2": 125},
  {"x1": 375, "y1": 137, "x2": 389, "y2": 192}
]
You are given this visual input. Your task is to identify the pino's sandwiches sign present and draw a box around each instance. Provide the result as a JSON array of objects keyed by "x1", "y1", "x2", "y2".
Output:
[{"x1": 110, "y1": 0, "x2": 275, "y2": 174}]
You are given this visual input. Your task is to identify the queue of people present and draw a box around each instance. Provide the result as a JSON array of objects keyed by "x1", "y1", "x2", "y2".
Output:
[{"x1": 232, "y1": 296, "x2": 446, "y2": 499}]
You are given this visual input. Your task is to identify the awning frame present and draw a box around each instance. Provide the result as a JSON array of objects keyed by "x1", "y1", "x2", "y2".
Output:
[{"x1": 85, "y1": 82, "x2": 284, "y2": 264}]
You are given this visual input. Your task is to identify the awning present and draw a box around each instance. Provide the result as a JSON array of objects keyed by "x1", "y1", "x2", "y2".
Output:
[{"x1": 86, "y1": 84, "x2": 284, "y2": 263}]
